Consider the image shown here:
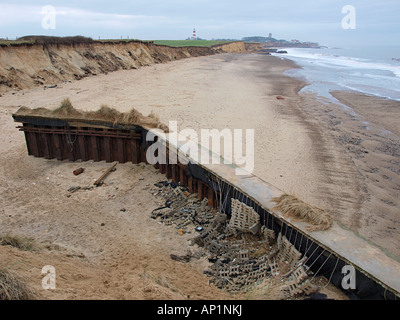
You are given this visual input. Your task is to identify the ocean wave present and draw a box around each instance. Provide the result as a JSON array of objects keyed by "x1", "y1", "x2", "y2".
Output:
[
  {"x1": 341, "y1": 84, "x2": 400, "y2": 101},
  {"x1": 283, "y1": 49, "x2": 400, "y2": 78},
  {"x1": 278, "y1": 47, "x2": 400, "y2": 101}
]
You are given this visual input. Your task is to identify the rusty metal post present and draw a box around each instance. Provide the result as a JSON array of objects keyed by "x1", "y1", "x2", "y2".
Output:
[
  {"x1": 187, "y1": 175, "x2": 193, "y2": 193},
  {"x1": 197, "y1": 180, "x2": 204, "y2": 200},
  {"x1": 207, "y1": 186, "x2": 215, "y2": 209},
  {"x1": 171, "y1": 164, "x2": 177, "y2": 183}
]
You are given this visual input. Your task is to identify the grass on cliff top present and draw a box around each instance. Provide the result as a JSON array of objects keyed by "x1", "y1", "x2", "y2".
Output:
[
  {"x1": 151, "y1": 40, "x2": 233, "y2": 47},
  {"x1": 0, "y1": 37, "x2": 233, "y2": 48},
  {"x1": 0, "y1": 39, "x2": 35, "y2": 46}
]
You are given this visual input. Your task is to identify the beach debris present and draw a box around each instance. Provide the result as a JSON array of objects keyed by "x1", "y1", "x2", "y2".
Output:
[
  {"x1": 44, "y1": 84, "x2": 57, "y2": 89},
  {"x1": 73, "y1": 167, "x2": 85, "y2": 176},
  {"x1": 67, "y1": 185, "x2": 94, "y2": 194},
  {"x1": 271, "y1": 194, "x2": 333, "y2": 231},
  {"x1": 154, "y1": 181, "x2": 178, "y2": 189},
  {"x1": 94, "y1": 162, "x2": 117, "y2": 186},
  {"x1": 68, "y1": 186, "x2": 81, "y2": 193},
  {"x1": 151, "y1": 185, "x2": 318, "y2": 297},
  {"x1": 276, "y1": 96, "x2": 285, "y2": 100},
  {"x1": 338, "y1": 134, "x2": 362, "y2": 146},
  {"x1": 229, "y1": 199, "x2": 261, "y2": 235},
  {"x1": 282, "y1": 265, "x2": 318, "y2": 296},
  {"x1": 170, "y1": 251, "x2": 192, "y2": 263}
]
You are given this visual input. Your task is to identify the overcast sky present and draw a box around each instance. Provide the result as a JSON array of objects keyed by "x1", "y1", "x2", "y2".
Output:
[{"x1": 0, "y1": 0, "x2": 399, "y2": 46}]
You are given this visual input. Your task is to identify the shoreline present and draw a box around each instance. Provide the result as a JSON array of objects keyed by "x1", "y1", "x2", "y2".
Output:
[{"x1": 330, "y1": 90, "x2": 400, "y2": 137}]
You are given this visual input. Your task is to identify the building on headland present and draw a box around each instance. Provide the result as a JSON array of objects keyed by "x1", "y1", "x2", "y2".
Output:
[{"x1": 242, "y1": 35, "x2": 319, "y2": 48}]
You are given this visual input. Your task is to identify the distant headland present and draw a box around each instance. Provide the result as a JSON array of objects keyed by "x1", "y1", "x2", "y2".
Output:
[{"x1": 214, "y1": 35, "x2": 320, "y2": 48}]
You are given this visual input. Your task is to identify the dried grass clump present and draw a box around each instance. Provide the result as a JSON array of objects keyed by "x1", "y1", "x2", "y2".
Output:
[
  {"x1": 120, "y1": 108, "x2": 142, "y2": 125},
  {"x1": 52, "y1": 98, "x2": 81, "y2": 117},
  {"x1": 245, "y1": 278, "x2": 286, "y2": 300},
  {"x1": 0, "y1": 269, "x2": 35, "y2": 300},
  {"x1": 272, "y1": 194, "x2": 332, "y2": 231},
  {"x1": 14, "y1": 99, "x2": 169, "y2": 132},
  {"x1": 142, "y1": 111, "x2": 169, "y2": 132},
  {"x1": 0, "y1": 233, "x2": 37, "y2": 251},
  {"x1": 15, "y1": 106, "x2": 49, "y2": 116},
  {"x1": 85, "y1": 104, "x2": 121, "y2": 124}
]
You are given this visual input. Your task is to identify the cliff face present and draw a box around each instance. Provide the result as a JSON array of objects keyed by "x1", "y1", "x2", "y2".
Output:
[
  {"x1": 0, "y1": 41, "x2": 246, "y2": 93},
  {"x1": 213, "y1": 41, "x2": 246, "y2": 53},
  {"x1": 244, "y1": 42, "x2": 266, "y2": 53}
]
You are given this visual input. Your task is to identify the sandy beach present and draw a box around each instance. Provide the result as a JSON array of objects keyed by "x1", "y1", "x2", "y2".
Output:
[{"x1": 0, "y1": 52, "x2": 398, "y2": 299}]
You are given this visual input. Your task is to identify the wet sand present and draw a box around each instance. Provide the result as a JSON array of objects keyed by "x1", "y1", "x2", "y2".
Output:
[
  {"x1": 331, "y1": 91, "x2": 400, "y2": 137},
  {"x1": 296, "y1": 89, "x2": 400, "y2": 257}
]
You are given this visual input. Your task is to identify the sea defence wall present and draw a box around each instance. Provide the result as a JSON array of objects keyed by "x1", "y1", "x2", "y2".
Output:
[
  {"x1": 12, "y1": 111, "x2": 400, "y2": 300},
  {"x1": 0, "y1": 40, "x2": 246, "y2": 94}
]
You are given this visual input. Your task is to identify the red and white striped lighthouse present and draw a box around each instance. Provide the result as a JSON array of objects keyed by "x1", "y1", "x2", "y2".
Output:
[{"x1": 192, "y1": 28, "x2": 196, "y2": 39}]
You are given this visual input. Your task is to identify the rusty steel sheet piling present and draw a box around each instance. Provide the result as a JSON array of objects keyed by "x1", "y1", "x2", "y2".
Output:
[{"x1": 12, "y1": 114, "x2": 219, "y2": 209}]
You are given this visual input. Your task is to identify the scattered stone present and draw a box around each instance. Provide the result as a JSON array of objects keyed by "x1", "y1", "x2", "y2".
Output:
[
  {"x1": 170, "y1": 252, "x2": 192, "y2": 263},
  {"x1": 68, "y1": 186, "x2": 81, "y2": 193},
  {"x1": 68, "y1": 186, "x2": 94, "y2": 193},
  {"x1": 151, "y1": 183, "x2": 317, "y2": 297}
]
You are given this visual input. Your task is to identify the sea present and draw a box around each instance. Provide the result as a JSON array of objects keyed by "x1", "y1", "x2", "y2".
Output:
[{"x1": 272, "y1": 45, "x2": 400, "y2": 102}]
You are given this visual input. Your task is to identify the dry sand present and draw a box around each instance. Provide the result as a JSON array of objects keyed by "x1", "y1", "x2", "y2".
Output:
[
  {"x1": 0, "y1": 52, "x2": 398, "y2": 299},
  {"x1": 0, "y1": 155, "x2": 234, "y2": 300}
]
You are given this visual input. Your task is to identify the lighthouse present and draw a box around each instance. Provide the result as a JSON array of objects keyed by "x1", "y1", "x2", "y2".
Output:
[{"x1": 192, "y1": 28, "x2": 197, "y2": 40}]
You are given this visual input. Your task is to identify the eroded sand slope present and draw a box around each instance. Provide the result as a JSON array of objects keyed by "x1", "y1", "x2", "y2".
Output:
[{"x1": 0, "y1": 40, "x2": 245, "y2": 94}]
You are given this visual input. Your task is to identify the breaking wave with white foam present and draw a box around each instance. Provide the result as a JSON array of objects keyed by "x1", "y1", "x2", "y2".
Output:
[{"x1": 275, "y1": 46, "x2": 400, "y2": 101}]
